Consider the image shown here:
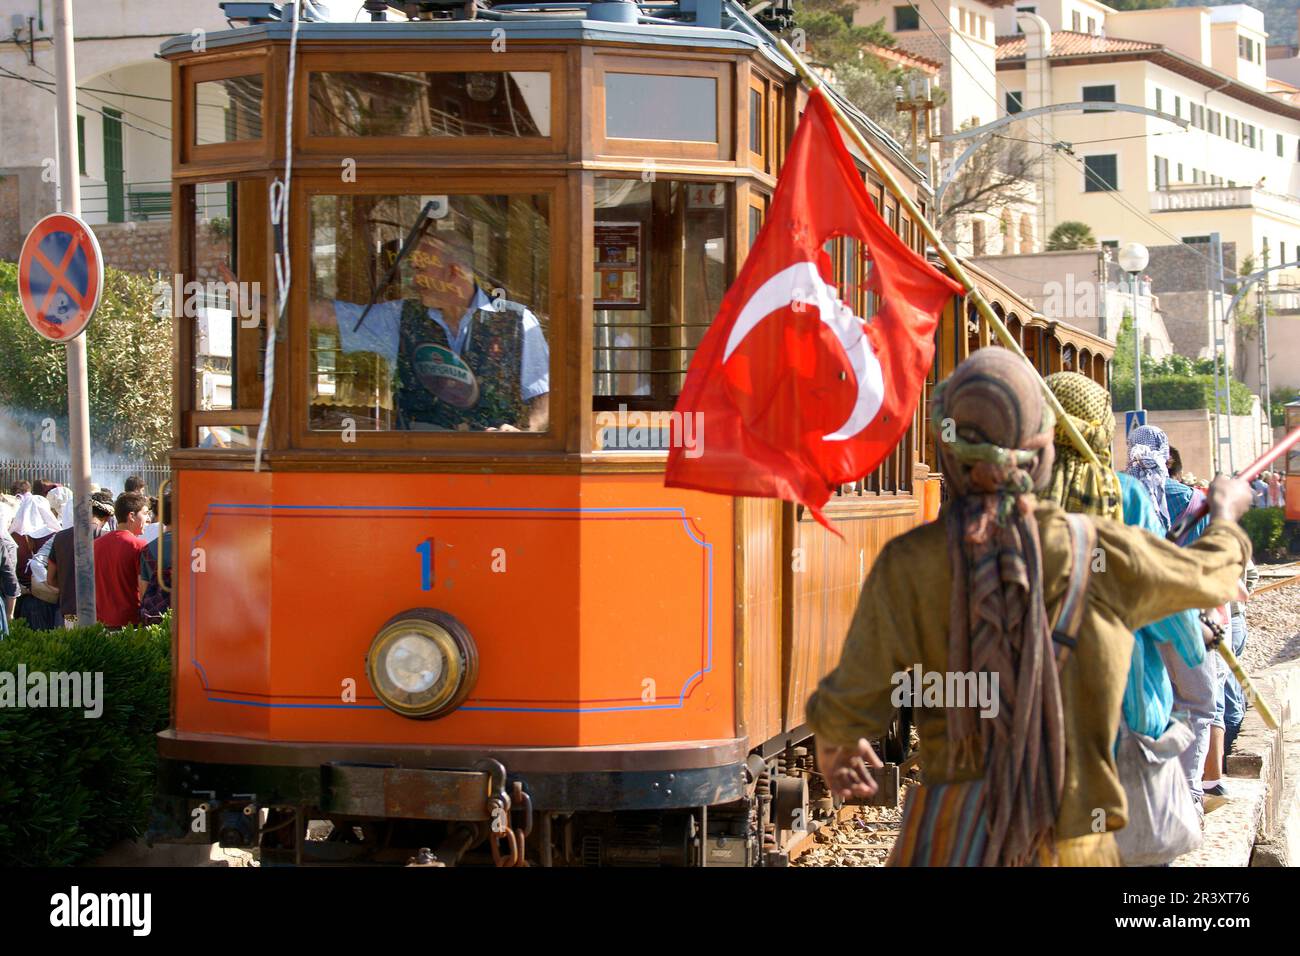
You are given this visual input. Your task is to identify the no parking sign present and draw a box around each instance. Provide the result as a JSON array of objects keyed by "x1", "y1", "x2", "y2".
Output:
[{"x1": 17, "y1": 212, "x2": 103, "y2": 341}]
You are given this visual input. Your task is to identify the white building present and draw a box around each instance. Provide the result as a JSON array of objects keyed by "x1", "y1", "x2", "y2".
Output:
[
  {"x1": 0, "y1": 1, "x2": 240, "y2": 256},
  {"x1": 850, "y1": 0, "x2": 1039, "y2": 257}
]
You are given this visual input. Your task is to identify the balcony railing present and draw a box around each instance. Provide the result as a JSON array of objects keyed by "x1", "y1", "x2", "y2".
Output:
[
  {"x1": 1151, "y1": 184, "x2": 1300, "y2": 219},
  {"x1": 77, "y1": 180, "x2": 230, "y2": 225}
]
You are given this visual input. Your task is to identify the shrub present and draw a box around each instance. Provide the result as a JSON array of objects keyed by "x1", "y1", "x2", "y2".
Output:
[
  {"x1": 1271, "y1": 387, "x2": 1299, "y2": 428},
  {"x1": 0, "y1": 616, "x2": 170, "y2": 865},
  {"x1": 1240, "y1": 507, "x2": 1285, "y2": 558},
  {"x1": 1111, "y1": 375, "x2": 1254, "y2": 415}
]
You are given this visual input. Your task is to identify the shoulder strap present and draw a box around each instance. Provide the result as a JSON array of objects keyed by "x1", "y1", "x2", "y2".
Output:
[{"x1": 1051, "y1": 513, "x2": 1097, "y2": 673}]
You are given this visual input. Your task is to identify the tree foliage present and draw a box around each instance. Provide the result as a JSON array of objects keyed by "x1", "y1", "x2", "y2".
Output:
[
  {"x1": 1047, "y1": 220, "x2": 1097, "y2": 251},
  {"x1": 1110, "y1": 315, "x2": 1252, "y2": 414},
  {"x1": 1106, "y1": 0, "x2": 1172, "y2": 11},
  {"x1": 1272, "y1": 386, "x2": 1300, "y2": 428},
  {"x1": 793, "y1": 0, "x2": 913, "y2": 142},
  {"x1": 936, "y1": 134, "x2": 1041, "y2": 234},
  {"x1": 0, "y1": 261, "x2": 173, "y2": 461}
]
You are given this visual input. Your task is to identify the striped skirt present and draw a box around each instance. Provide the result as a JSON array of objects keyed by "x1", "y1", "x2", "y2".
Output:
[{"x1": 888, "y1": 780, "x2": 1120, "y2": 867}]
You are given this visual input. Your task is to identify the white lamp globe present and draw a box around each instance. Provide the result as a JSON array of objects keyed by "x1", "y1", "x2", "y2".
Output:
[{"x1": 1118, "y1": 241, "x2": 1149, "y2": 274}]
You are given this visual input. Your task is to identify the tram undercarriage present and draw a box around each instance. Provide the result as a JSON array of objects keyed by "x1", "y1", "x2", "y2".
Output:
[{"x1": 149, "y1": 716, "x2": 911, "y2": 866}]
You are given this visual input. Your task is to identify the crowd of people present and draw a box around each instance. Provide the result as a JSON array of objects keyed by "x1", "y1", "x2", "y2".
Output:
[
  {"x1": 0, "y1": 475, "x2": 172, "y2": 636},
  {"x1": 809, "y1": 351, "x2": 1258, "y2": 867},
  {"x1": 1251, "y1": 470, "x2": 1287, "y2": 510}
]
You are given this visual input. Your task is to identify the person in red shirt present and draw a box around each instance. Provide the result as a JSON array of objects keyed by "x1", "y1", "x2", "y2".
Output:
[{"x1": 94, "y1": 492, "x2": 150, "y2": 628}]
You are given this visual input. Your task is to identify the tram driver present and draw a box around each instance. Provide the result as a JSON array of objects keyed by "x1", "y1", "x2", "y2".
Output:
[{"x1": 309, "y1": 220, "x2": 549, "y2": 433}]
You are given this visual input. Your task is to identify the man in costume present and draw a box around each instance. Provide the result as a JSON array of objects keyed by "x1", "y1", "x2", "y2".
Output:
[
  {"x1": 806, "y1": 349, "x2": 1253, "y2": 866},
  {"x1": 1042, "y1": 373, "x2": 1205, "y2": 744}
]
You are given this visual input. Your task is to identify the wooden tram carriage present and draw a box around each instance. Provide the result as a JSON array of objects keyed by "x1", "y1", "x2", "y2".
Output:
[{"x1": 150, "y1": 0, "x2": 1111, "y2": 866}]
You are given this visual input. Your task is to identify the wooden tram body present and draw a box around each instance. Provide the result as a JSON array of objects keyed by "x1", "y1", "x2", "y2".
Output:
[{"x1": 150, "y1": 0, "x2": 1111, "y2": 866}]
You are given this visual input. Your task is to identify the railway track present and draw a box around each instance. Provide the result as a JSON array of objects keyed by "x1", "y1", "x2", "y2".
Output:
[{"x1": 1252, "y1": 561, "x2": 1300, "y2": 596}]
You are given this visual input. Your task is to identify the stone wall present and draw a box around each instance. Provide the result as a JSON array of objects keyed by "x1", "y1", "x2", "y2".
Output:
[
  {"x1": 0, "y1": 172, "x2": 21, "y2": 262},
  {"x1": 87, "y1": 220, "x2": 232, "y2": 280},
  {"x1": 1158, "y1": 290, "x2": 1216, "y2": 360},
  {"x1": 90, "y1": 221, "x2": 172, "y2": 275},
  {"x1": 1146, "y1": 241, "x2": 1236, "y2": 296},
  {"x1": 0, "y1": 167, "x2": 56, "y2": 262}
]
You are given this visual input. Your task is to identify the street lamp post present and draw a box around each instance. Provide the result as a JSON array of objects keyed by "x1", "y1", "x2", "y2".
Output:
[{"x1": 1119, "y1": 241, "x2": 1150, "y2": 417}]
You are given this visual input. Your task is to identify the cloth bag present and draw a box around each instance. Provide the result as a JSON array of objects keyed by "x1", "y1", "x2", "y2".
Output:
[
  {"x1": 1113, "y1": 716, "x2": 1201, "y2": 866},
  {"x1": 27, "y1": 538, "x2": 58, "y2": 605}
]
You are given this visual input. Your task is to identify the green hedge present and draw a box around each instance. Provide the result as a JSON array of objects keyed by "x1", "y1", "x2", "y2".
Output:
[
  {"x1": 0, "y1": 617, "x2": 170, "y2": 866},
  {"x1": 1111, "y1": 374, "x2": 1254, "y2": 416},
  {"x1": 1240, "y1": 507, "x2": 1286, "y2": 558}
]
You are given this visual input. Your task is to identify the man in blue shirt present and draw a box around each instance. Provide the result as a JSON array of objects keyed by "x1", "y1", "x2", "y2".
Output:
[{"x1": 310, "y1": 230, "x2": 549, "y2": 433}]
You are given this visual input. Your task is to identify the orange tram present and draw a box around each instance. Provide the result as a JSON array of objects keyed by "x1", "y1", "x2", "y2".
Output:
[{"x1": 149, "y1": 0, "x2": 1112, "y2": 866}]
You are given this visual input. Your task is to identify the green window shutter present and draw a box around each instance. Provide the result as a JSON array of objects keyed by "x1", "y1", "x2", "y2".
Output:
[
  {"x1": 76, "y1": 115, "x2": 85, "y2": 175},
  {"x1": 103, "y1": 108, "x2": 124, "y2": 223}
]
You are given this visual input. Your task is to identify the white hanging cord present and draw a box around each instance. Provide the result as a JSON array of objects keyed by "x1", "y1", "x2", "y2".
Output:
[{"x1": 256, "y1": 0, "x2": 302, "y2": 471}]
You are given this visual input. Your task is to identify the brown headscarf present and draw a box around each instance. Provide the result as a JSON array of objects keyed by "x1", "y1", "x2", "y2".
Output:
[{"x1": 930, "y1": 347, "x2": 1064, "y2": 867}]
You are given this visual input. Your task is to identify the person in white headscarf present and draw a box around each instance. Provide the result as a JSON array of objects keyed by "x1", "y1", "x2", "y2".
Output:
[
  {"x1": 9, "y1": 492, "x2": 63, "y2": 629},
  {"x1": 0, "y1": 494, "x2": 18, "y2": 634},
  {"x1": 46, "y1": 484, "x2": 74, "y2": 530}
]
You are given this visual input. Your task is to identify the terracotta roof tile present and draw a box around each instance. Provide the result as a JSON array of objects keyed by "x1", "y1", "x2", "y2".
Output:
[
  {"x1": 864, "y1": 42, "x2": 943, "y2": 74},
  {"x1": 996, "y1": 30, "x2": 1162, "y2": 61}
]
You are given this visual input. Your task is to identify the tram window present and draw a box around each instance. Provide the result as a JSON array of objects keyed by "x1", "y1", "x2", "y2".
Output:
[
  {"x1": 197, "y1": 425, "x2": 253, "y2": 449},
  {"x1": 605, "y1": 74, "x2": 718, "y2": 142},
  {"x1": 307, "y1": 192, "x2": 551, "y2": 434},
  {"x1": 592, "y1": 178, "x2": 728, "y2": 422},
  {"x1": 190, "y1": 180, "x2": 265, "y2": 419},
  {"x1": 194, "y1": 75, "x2": 263, "y2": 145},
  {"x1": 307, "y1": 71, "x2": 551, "y2": 138}
]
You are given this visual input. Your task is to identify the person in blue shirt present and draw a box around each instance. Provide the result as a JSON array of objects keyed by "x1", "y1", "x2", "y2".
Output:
[
  {"x1": 309, "y1": 223, "x2": 549, "y2": 433},
  {"x1": 1128, "y1": 426, "x2": 1220, "y2": 810},
  {"x1": 1117, "y1": 471, "x2": 1205, "y2": 740}
]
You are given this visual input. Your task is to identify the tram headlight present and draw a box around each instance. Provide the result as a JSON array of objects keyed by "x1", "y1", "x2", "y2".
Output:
[{"x1": 365, "y1": 610, "x2": 478, "y2": 719}]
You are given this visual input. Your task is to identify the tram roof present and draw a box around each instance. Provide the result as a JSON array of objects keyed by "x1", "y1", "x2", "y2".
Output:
[{"x1": 159, "y1": 0, "x2": 930, "y2": 187}]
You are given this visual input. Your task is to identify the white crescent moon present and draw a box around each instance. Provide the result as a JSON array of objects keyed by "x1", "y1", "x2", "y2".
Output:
[{"x1": 723, "y1": 261, "x2": 883, "y2": 442}]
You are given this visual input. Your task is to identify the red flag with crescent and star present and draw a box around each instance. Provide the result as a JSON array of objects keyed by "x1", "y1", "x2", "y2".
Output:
[{"x1": 665, "y1": 89, "x2": 963, "y2": 528}]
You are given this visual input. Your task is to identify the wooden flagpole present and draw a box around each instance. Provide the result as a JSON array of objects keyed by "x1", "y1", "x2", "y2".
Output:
[
  {"x1": 775, "y1": 39, "x2": 1103, "y2": 472},
  {"x1": 777, "y1": 39, "x2": 1280, "y2": 731}
]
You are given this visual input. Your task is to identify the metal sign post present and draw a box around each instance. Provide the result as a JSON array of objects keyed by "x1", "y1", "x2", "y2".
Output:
[{"x1": 54, "y1": 0, "x2": 96, "y2": 624}]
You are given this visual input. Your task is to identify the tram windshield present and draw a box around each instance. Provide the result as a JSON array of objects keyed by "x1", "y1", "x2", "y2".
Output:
[{"x1": 307, "y1": 192, "x2": 551, "y2": 433}]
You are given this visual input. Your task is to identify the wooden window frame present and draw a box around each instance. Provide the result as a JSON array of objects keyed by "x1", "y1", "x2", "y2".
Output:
[
  {"x1": 747, "y1": 73, "x2": 770, "y2": 174},
  {"x1": 181, "y1": 52, "x2": 271, "y2": 166},
  {"x1": 746, "y1": 187, "x2": 769, "y2": 258},
  {"x1": 593, "y1": 54, "x2": 733, "y2": 162},
  {"x1": 289, "y1": 170, "x2": 570, "y2": 453},
  {"x1": 175, "y1": 174, "x2": 273, "y2": 451},
  {"x1": 589, "y1": 173, "x2": 734, "y2": 423},
  {"x1": 294, "y1": 50, "x2": 567, "y2": 157}
]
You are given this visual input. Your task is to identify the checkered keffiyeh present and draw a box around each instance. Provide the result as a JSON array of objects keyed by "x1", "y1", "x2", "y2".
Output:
[
  {"x1": 1044, "y1": 372, "x2": 1122, "y2": 522},
  {"x1": 1126, "y1": 424, "x2": 1172, "y2": 529}
]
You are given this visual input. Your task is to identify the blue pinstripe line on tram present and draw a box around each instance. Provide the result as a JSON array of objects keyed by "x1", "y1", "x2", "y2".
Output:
[{"x1": 190, "y1": 503, "x2": 714, "y2": 714}]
